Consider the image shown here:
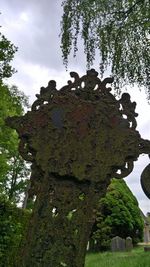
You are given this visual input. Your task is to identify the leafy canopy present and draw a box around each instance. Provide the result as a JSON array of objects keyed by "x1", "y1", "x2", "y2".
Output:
[
  {"x1": 90, "y1": 179, "x2": 144, "y2": 251},
  {"x1": 0, "y1": 21, "x2": 30, "y2": 204},
  {"x1": 0, "y1": 32, "x2": 17, "y2": 80},
  {"x1": 0, "y1": 194, "x2": 31, "y2": 266},
  {"x1": 61, "y1": 0, "x2": 150, "y2": 96},
  {"x1": 0, "y1": 83, "x2": 30, "y2": 204}
]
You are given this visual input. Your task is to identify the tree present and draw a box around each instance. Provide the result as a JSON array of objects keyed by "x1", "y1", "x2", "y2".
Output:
[
  {"x1": 61, "y1": 0, "x2": 150, "y2": 96},
  {"x1": 0, "y1": 22, "x2": 30, "y2": 204},
  {"x1": 0, "y1": 24, "x2": 31, "y2": 265},
  {"x1": 0, "y1": 82, "x2": 30, "y2": 204},
  {"x1": 0, "y1": 194, "x2": 30, "y2": 266},
  {"x1": 0, "y1": 31, "x2": 17, "y2": 80},
  {"x1": 89, "y1": 178, "x2": 144, "y2": 251}
]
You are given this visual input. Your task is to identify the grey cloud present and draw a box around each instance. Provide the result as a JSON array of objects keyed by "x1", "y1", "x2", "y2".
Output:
[
  {"x1": 1, "y1": 0, "x2": 94, "y2": 73},
  {"x1": 1, "y1": 0, "x2": 66, "y2": 71}
]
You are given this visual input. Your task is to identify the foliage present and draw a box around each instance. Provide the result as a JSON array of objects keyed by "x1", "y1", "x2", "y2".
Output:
[
  {"x1": 0, "y1": 31, "x2": 17, "y2": 80},
  {"x1": 0, "y1": 194, "x2": 31, "y2": 267},
  {"x1": 61, "y1": 0, "x2": 150, "y2": 96},
  {"x1": 90, "y1": 179, "x2": 144, "y2": 251},
  {"x1": 85, "y1": 246, "x2": 150, "y2": 267},
  {"x1": 0, "y1": 82, "x2": 30, "y2": 204},
  {"x1": 0, "y1": 23, "x2": 31, "y2": 266}
]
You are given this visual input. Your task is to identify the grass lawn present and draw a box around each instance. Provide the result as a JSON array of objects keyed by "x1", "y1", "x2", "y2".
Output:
[{"x1": 85, "y1": 246, "x2": 150, "y2": 267}]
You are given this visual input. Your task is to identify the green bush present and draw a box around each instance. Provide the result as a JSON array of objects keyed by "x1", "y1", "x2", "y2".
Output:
[
  {"x1": 89, "y1": 179, "x2": 144, "y2": 251},
  {"x1": 0, "y1": 194, "x2": 30, "y2": 266}
]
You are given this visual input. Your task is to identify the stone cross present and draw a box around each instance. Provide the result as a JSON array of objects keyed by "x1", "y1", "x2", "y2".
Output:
[{"x1": 6, "y1": 69, "x2": 150, "y2": 267}]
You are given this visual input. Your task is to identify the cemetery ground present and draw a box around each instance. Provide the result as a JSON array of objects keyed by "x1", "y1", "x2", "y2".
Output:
[{"x1": 85, "y1": 245, "x2": 150, "y2": 267}]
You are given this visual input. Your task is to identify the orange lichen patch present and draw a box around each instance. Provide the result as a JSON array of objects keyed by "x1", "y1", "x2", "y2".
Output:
[
  {"x1": 67, "y1": 103, "x2": 94, "y2": 138},
  {"x1": 70, "y1": 104, "x2": 94, "y2": 122},
  {"x1": 109, "y1": 115, "x2": 120, "y2": 127},
  {"x1": 31, "y1": 111, "x2": 49, "y2": 128},
  {"x1": 76, "y1": 123, "x2": 89, "y2": 138}
]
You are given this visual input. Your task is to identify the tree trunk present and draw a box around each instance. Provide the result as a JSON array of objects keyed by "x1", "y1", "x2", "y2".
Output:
[{"x1": 15, "y1": 173, "x2": 109, "y2": 267}]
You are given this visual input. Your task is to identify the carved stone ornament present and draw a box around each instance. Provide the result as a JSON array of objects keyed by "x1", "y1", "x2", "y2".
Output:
[
  {"x1": 141, "y1": 161, "x2": 150, "y2": 199},
  {"x1": 6, "y1": 69, "x2": 150, "y2": 267}
]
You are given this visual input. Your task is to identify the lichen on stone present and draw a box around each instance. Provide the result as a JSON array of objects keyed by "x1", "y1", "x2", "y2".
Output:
[{"x1": 6, "y1": 69, "x2": 150, "y2": 267}]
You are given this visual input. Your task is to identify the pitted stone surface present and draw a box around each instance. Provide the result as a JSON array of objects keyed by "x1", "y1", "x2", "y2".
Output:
[{"x1": 7, "y1": 70, "x2": 150, "y2": 184}]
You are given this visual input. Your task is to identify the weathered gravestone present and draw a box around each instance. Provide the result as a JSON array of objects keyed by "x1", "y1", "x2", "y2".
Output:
[
  {"x1": 111, "y1": 236, "x2": 126, "y2": 252},
  {"x1": 6, "y1": 69, "x2": 150, "y2": 267},
  {"x1": 126, "y1": 237, "x2": 133, "y2": 252},
  {"x1": 144, "y1": 246, "x2": 150, "y2": 252}
]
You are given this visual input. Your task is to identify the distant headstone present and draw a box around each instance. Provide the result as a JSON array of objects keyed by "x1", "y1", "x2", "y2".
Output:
[
  {"x1": 126, "y1": 237, "x2": 133, "y2": 251},
  {"x1": 144, "y1": 246, "x2": 150, "y2": 252},
  {"x1": 111, "y1": 236, "x2": 125, "y2": 252}
]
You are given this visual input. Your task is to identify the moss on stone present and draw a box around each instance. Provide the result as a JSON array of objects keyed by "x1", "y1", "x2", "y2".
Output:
[{"x1": 6, "y1": 70, "x2": 150, "y2": 267}]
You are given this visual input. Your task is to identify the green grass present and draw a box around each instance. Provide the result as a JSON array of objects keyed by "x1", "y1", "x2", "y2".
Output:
[{"x1": 85, "y1": 246, "x2": 150, "y2": 267}]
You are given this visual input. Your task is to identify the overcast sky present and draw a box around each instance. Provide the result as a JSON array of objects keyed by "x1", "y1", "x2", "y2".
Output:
[{"x1": 1, "y1": 0, "x2": 150, "y2": 215}]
